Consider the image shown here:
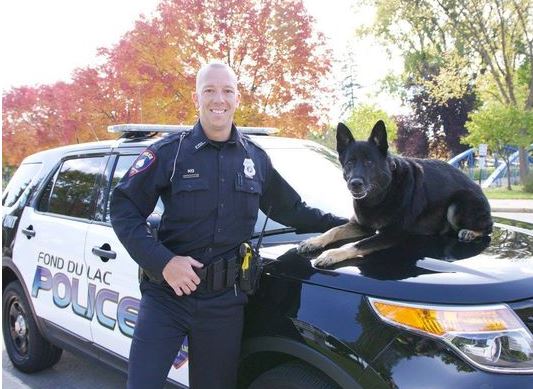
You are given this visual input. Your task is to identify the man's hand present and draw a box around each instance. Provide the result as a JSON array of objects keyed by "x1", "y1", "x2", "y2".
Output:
[{"x1": 162, "y1": 256, "x2": 204, "y2": 296}]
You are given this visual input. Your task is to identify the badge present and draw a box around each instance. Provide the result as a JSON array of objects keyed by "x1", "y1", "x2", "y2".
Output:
[
  {"x1": 243, "y1": 158, "x2": 255, "y2": 179},
  {"x1": 129, "y1": 149, "x2": 156, "y2": 176}
]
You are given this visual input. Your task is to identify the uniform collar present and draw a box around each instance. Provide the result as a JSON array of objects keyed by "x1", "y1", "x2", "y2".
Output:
[{"x1": 191, "y1": 121, "x2": 245, "y2": 152}]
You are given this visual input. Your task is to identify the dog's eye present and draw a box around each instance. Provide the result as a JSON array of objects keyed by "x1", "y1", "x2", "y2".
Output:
[{"x1": 364, "y1": 160, "x2": 373, "y2": 167}]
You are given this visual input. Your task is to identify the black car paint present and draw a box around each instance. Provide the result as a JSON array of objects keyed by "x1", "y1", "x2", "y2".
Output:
[{"x1": 3, "y1": 136, "x2": 533, "y2": 389}]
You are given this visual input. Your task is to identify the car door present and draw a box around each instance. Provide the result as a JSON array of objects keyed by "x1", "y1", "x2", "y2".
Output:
[
  {"x1": 84, "y1": 153, "x2": 142, "y2": 359},
  {"x1": 85, "y1": 151, "x2": 189, "y2": 386},
  {"x1": 12, "y1": 154, "x2": 108, "y2": 342}
]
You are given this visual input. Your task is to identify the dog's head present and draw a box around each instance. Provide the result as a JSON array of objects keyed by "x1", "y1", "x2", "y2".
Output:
[{"x1": 336, "y1": 120, "x2": 393, "y2": 201}]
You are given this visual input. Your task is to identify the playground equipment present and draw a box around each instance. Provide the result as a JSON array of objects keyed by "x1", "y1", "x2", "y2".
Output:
[{"x1": 448, "y1": 145, "x2": 533, "y2": 187}]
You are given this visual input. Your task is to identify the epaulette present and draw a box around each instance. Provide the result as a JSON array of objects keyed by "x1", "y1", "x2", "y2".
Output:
[
  {"x1": 240, "y1": 133, "x2": 266, "y2": 153},
  {"x1": 150, "y1": 130, "x2": 192, "y2": 152}
]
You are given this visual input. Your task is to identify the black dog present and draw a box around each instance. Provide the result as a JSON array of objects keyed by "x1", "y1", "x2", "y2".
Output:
[{"x1": 298, "y1": 120, "x2": 493, "y2": 266}]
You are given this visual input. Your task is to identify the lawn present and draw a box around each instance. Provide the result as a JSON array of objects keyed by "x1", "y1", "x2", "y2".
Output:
[{"x1": 482, "y1": 185, "x2": 533, "y2": 199}]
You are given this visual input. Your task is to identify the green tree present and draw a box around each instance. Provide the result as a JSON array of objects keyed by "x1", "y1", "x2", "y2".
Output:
[
  {"x1": 464, "y1": 104, "x2": 533, "y2": 189},
  {"x1": 358, "y1": 0, "x2": 477, "y2": 158},
  {"x1": 308, "y1": 105, "x2": 397, "y2": 151},
  {"x1": 345, "y1": 104, "x2": 398, "y2": 144},
  {"x1": 359, "y1": 0, "x2": 532, "y2": 175},
  {"x1": 435, "y1": 0, "x2": 533, "y2": 181}
]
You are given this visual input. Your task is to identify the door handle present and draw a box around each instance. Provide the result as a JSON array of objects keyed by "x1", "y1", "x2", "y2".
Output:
[
  {"x1": 92, "y1": 244, "x2": 117, "y2": 261},
  {"x1": 22, "y1": 226, "x2": 36, "y2": 239}
]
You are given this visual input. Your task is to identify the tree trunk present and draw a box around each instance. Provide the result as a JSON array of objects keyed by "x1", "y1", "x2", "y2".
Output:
[
  {"x1": 518, "y1": 147, "x2": 529, "y2": 183},
  {"x1": 504, "y1": 157, "x2": 513, "y2": 190}
]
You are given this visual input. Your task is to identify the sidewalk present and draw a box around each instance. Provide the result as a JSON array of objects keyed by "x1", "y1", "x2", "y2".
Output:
[{"x1": 489, "y1": 199, "x2": 533, "y2": 213}]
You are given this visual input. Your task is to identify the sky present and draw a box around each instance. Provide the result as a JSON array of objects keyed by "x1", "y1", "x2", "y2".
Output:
[{"x1": 1, "y1": 0, "x2": 404, "y2": 118}]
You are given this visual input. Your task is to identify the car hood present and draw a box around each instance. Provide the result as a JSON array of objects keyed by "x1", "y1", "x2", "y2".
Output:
[{"x1": 259, "y1": 218, "x2": 533, "y2": 305}]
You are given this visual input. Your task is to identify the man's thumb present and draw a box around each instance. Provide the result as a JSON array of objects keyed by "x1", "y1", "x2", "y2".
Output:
[{"x1": 188, "y1": 258, "x2": 204, "y2": 268}]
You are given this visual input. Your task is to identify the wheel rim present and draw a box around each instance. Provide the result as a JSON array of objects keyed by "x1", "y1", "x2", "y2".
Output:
[{"x1": 7, "y1": 296, "x2": 29, "y2": 358}]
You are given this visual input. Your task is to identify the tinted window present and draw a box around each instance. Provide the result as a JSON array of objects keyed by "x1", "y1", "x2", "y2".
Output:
[
  {"x1": 38, "y1": 157, "x2": 106, "y2": 220},
  {"x1": 104, "y1": 155, "x2": 137, "y2": 222},
  {"x1": 2, "y1": 163, "x2": 42, "y2": 207}
]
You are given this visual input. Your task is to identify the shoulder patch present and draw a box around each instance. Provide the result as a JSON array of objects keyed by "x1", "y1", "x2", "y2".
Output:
[{"x1": 129, "y1": 149, "x2": 156, "y2": 176}]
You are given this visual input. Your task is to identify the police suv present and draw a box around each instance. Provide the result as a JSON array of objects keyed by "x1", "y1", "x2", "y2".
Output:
[{"x1": 3, "y1": 125, "x2": 533, "y2": 388}]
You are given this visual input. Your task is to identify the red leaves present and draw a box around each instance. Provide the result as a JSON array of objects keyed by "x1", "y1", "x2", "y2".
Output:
[{"x1": 3, "y1": 0, "x2": 331, "y2": 166}]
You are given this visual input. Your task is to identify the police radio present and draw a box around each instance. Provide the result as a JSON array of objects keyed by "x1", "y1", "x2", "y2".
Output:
[{"x1": 239, "y1": 207, "x2": 271, "y2": 294}]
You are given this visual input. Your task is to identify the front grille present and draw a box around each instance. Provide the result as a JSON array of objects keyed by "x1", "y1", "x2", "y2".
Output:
[{"x1": 509, "y1": 298, "x2": 533, "y2": 333}]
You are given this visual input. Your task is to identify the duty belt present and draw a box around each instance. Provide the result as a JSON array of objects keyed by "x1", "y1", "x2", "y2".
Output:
[
  {"x1": 142, "y1": 257, "x2": 239, "y2": 294},
  {"x1": 194, "y1": 256, "x2": 239, "y2": 293}
]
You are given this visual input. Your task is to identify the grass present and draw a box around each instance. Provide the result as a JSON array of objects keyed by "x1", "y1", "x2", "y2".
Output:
[{"x1": 482, "y1": 185, "x2": 533, "y2": 199}]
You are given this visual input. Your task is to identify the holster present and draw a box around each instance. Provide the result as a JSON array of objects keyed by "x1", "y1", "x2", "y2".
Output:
[{"x1": 239, "y1": 248, "x2": 263, "y2": 295}]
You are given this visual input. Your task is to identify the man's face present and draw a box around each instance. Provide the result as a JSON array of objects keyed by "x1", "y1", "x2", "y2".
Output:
[{"x1": 193, "y1": 66, "x2": 240, "y2": 135}]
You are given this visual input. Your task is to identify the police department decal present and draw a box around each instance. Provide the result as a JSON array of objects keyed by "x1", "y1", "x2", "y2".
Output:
[
  {"x1": 243, "y1": 158, "x2": 255, "y2": 178},
  {"x1": 129, "y1": 150, "x2": 156, "y2": 176}
]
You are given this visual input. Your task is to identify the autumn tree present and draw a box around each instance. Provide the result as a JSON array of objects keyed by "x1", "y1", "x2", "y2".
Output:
[{"x1": 3, "y1": 0, "x2": 331, "y2": 167}]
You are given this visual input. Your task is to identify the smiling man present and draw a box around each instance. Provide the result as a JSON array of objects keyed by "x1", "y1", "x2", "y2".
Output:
[
  {"x1": 193, "y1": 63, "x2": 240, "y2": 139},
  {"x1": 110, "y1": 61, "x2": 347, "y2": 389}
]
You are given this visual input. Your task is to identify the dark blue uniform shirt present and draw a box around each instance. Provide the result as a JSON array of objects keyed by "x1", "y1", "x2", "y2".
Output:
[{"x1": 110, "y1": 122, "x2": 347, "y2": 277}]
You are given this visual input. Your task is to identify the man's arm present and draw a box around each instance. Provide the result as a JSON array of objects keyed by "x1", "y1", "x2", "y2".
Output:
[
  {"x1": 110, "y1": 146, "x2": 203, "y2": 295},
  {"x1": 259, "y1": 166, "x2": 349, "y2": 233},
  {"x1": 110, "y1": 147, "x2": 176, "y2": 277}
]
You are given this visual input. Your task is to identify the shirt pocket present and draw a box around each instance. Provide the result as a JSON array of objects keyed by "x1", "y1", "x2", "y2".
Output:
[
  {"x1": 234, "y1": 173, "x2": 262, "y2": 221},
  {"x1": 172, "y1": 178, "x2": 210, "y2": 221}
]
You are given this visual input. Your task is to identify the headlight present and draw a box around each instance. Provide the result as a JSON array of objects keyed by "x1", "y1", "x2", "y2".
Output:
[{"x1": 368, "y1": 297, "x2": 533, "y2": 373}]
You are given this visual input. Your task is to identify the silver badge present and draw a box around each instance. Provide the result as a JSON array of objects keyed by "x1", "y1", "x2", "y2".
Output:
[{"x1": 243, "y1": 158, "x2": 256, "y2": 179}]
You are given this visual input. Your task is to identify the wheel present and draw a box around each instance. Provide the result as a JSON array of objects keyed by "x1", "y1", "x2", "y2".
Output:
[
  {"x1": 2, "y1": 280, "x2": 63, "y2": 372},
  {"x1": 248, "y1": 361, "x2": 340, "y2": 389}
]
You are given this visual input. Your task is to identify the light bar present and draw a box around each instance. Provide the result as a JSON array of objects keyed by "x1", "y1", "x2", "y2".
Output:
[
  {"x1": 107, "y1": 123, "x2": 279, "y2": 135},
  {"x1": 107, "y1": 124, "x2": 191, "y2": 133}
]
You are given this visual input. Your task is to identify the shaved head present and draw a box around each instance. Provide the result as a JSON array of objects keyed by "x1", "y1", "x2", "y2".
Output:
[{"x1": 195, "y1": 62, "x2": 238, "y2": 92}]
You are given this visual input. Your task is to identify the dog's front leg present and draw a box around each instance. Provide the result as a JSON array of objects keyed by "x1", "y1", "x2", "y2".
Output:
[
  {"x1": 314, "y1": 232, "x2": 402, "y2": 267},
  {"x1": 297, "y1": 222, "x2": 368, "y2": 254}
]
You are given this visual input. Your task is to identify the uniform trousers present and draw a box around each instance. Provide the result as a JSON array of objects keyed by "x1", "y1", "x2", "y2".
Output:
[{"x1": 127, "y1": 280, "x2": 248, "y2": 389}]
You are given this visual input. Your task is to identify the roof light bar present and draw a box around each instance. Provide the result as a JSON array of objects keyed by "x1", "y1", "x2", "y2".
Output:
[
  {"x1": 107, "y1": 124, "x2": 191, "y2": 133},
  {"x1": 107, "y1": 123, "x2": 279, "y2": 135}
]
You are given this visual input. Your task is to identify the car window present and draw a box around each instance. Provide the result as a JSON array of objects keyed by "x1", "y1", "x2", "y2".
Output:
[
  {"x1": 255, "y1": 145, "x2": 353, "y2": 233},
  {"x1": 104, "y1": 155, "x2": 137, "y2": 223},
  {"x1": 38, "y1": 156, "x2": 106, "y2": 220},
  {"x1": 2, "y1": 163, "x2": 42, "y2": 207}
]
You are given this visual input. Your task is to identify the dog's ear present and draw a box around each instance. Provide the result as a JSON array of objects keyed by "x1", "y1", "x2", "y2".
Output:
[
  {"x1": 336, "y1": 123, "x2": 354, "y2": 154},
  {"x1": 368, "y1": 120, "x2": 388, "y2": 155}
]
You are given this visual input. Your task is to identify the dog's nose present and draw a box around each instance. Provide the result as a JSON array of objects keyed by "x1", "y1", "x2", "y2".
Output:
[{"x1": 348, "y1": 178, "x2": 364, "y2": 192}]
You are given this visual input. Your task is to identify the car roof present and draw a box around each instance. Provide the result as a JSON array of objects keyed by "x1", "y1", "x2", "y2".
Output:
[{"x1": 21, "y1": 133, "x2": 324, "y2": 164}]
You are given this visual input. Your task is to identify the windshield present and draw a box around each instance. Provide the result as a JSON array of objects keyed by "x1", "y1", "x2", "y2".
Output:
[{"x1": 255, "y1": 143, "x2": 353, "y2": 233}]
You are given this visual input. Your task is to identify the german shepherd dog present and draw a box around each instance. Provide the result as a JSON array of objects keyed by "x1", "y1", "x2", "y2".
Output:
[{"x1": 298, "y1": 120, "x2": 493, "y2": 266}]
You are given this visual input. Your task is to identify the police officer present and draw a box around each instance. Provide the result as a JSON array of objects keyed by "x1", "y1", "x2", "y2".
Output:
[{"x1": 110, "y1": 62, "x2": 347, "y2": 389}]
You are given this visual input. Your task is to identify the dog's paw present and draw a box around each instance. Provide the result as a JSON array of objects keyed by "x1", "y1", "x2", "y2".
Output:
[
  {"x1": 297, "y1": 237, "x2": 325, "y2": 254},
  {"x1": 458, "y1": 229, "x2": 479, "y2": 242},
  {"x1": 312, "y1": 247, "x2": 355, "y2": 267}
]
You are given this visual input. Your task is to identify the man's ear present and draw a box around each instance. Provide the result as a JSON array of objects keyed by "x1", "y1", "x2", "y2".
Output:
[
  {"x1": 368, "y1": 120, "x2": 388, "y2": 155},
  {"x1": 336, "y1": 123, "x2": 354, "y2": 155}
]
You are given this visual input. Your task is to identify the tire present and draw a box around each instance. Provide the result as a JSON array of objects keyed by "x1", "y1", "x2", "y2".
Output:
[
  {"x1": 248, "y1": 361, "x2": 340, "y2": 389},
  {"x1": 2, "y1": 280, "x2": 63, "y2": 372}
]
